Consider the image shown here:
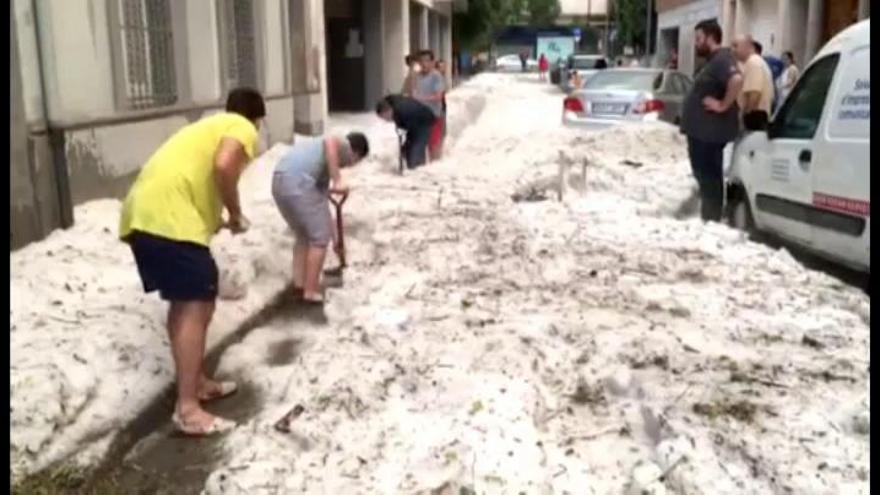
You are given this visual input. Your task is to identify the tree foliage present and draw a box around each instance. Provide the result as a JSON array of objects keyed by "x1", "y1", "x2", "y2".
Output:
[
  {"x1": 614, "y1": 0, "x2": 647, "y2": 52},
  {"x1": 453, "y1": 0, "x2": 561, "y2": 50},
  {"x1": 526, "y1": 0, "x2": 561, "y2": 27}
]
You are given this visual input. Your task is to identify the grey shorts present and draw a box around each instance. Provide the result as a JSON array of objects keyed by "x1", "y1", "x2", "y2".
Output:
[{"x1": 272, "y1": 172, "x2": 332, "y2": 246}]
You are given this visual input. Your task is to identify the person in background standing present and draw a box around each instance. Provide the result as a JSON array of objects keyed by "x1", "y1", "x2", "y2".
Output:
[
  {"x1": 519, "y1": 50, "x2": 528, "y2": 72},
  {"x1": 754, "y1": 41, "x2": 784, "y2": 112},
  {"x1": 402, "y1": 54, "x2": 420, "y2": 96},
  {"x1": 413, "y1": 50, "x2": 446, "y2": 161},
  {"x1": 667, "y1": 50, "x2": 679, "y2": 70},
  {"x1": 778, "y1": 51, "x2": 801, "y2": 108},
  {"x1": 681, "y1": 20, "x2": 742, "y2": 223},
  {"x1": 571, "y1": 70, "x2": 584, "y2": 91},
  {"x1": 436, "y1": 59, "x2": 450, "y2": 144},
  {"x1": 538, "y1": 53, "x2": 549, "y2": 81},
  {"x1": 733, "y1": 35, "x2": 774, "y2": 130}
]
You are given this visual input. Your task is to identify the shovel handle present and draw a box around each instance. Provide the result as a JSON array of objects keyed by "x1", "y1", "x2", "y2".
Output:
[
  {"x1": 329, "y1": 191, "x2": 348, "y2": 206},
  {"x1": 329, "y1": 192, "x2": 347, "y2": 268}
]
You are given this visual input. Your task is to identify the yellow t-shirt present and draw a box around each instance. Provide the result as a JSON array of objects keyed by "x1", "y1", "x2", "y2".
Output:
[
  {"x1": 119, "y1": 112, "x2": 258, "y2": 246},
  {"x1": 738, "y1": 54, "x2": 774, "y2": 114}
]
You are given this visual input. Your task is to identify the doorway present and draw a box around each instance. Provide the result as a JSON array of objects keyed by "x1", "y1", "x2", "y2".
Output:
[
  {"x1": 823, "y1": 0, "x2": 860, "y2": 42},
  {"x1": 325, "y1": 0, "x2": 366, "y2": 111},
  {"x1": 660, "y1": 27, "x2": 679, "y2": 69}
]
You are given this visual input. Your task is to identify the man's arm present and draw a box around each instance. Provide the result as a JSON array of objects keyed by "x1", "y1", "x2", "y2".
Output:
[
  {"x1": 324, "y1": 137, "x2": 347, "y2": 193},
  {"x1": 785, "y1": 67, "x2": 800, "y2": 90},
  {"x1": 401, "y1": 73, "x2": 413, "y2": 96},
  {"x1": 704, "y1": 61, "x2": 744, "y2": 114},
  {"x1": 214, "y1": 137, "x2": 250, "y2": 230},
  {"x1": 741, "y1": 89, "x2": 761, "y2": 112},
  {"x1": 720, "y1": 73, "x2": 744, "y2": 111}
]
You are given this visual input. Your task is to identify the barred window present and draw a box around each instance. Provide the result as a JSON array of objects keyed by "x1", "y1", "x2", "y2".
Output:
[
  {"x1": 118, "y1": 0, "x2": 177, "y2": 109},
  {"x1": 220, "y1": 0, "x2": 258, "y2": 89}
]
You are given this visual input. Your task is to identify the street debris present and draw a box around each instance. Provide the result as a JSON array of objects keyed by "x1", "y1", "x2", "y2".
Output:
[{"x1": 274, "y1": 404, "x2": 306, "y2": 433}]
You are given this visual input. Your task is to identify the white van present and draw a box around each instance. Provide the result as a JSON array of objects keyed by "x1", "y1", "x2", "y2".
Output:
[{"x1": 726, "y1": 19, "x2": 870, "y2": 274}]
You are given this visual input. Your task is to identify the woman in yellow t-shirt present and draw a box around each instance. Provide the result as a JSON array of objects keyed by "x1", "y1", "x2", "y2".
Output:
[{"x1": 119, "y1": 88, "x2": 264, "y2": 436}]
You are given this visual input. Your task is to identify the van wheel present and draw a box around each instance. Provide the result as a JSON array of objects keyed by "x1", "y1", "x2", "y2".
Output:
[{"x1": 726, "y1": 190, "x2": 758, "y2": 238}]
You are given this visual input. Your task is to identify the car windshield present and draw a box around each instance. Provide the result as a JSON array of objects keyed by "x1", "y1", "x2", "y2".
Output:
[
  {"x1": 585, "y1": 71, "x2": 662, "y2": 90},
  {"x1": 571, "y1": 57, "x2": 604, "y2": 69}
]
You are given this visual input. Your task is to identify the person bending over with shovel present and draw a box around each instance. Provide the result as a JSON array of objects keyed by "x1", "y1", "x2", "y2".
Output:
[
  {"x1": 119, "y1": 88, "x2": 265, "y2": 436},
  {"x1": 376, "y1": 94, "x2": 436, "y2": 169},
  {"x1": 271, "y1": 132, "x2": 369, "y2": 310}
]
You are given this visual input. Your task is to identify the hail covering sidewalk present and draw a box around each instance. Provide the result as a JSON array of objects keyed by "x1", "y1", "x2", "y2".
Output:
[{"x1": 9, "y1": 83, "x2": 487, "y2": 483}]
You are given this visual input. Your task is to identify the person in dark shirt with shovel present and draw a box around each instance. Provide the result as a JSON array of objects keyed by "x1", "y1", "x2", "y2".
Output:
[{"x1": 375, "y1": 94, "x2": 436, "y2": 169}]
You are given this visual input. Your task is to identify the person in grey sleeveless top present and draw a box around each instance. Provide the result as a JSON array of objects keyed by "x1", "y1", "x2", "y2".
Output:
[{"x1": 272, "y1": 133, "x2": 369, "y2": 307}]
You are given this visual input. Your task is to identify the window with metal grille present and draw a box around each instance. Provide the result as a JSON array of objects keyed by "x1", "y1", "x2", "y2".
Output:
[
  {"x1": 220, "y1": 0, "x2": 258, "y2": 89},
  {"x1": 118, "y1": 0, "x2": 177, "y2": 109}
]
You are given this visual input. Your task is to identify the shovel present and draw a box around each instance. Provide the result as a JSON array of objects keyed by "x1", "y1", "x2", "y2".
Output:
[
  {"x1": 396, "y1": 127, "x2": 406, "y2": 175},
  {"x1": 324, "y1": 191, "x2": 348, "y2": 277}
]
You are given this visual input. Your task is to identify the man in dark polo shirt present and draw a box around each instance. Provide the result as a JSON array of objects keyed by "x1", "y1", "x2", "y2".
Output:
[{"x1": 680, "y1": 19, "x2": 743, "y2": 222}]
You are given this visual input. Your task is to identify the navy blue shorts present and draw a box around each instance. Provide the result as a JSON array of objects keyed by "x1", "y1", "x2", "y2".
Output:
[{"x1": 127, "y1": 231, "x2": 219, "y2": 302}]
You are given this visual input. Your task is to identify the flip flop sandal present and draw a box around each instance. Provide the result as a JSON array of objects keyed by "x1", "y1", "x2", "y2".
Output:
[
  {"x1": 199, "y1": 381, "x2": 238, "y2": 402},
  {"x1": 324, "y1": 266, "x2": 344, "y2": 277},
  {"x1": 299, "y1": 299, "x2": 328, "y2": 324},
  {"x1": 171, "y1": 412, "x2": 236, "y2": 437}
]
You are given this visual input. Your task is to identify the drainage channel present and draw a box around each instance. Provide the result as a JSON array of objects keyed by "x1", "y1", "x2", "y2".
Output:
[{"x1": 76, "y1": 283, "x2": 316, "y2": 494}]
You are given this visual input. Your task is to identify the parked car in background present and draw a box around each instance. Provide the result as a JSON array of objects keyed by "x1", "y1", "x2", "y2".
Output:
[
  {"x1": 562, "y1": 68, "x2": 692, "y2": 130},
  {"x1": 725, "y1": 19, "x2": 870, "y2": 274},
  {"x1": 560, "y1": 54, "x2": 609, "y2": 93},
  {"x1": 494, "y1": 54, "x2": 538, "y2": 72}
]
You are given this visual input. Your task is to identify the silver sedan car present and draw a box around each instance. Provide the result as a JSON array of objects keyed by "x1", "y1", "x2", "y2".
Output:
[{"x1": 562, "y1": 68, "x2": 693, "y2": 130}]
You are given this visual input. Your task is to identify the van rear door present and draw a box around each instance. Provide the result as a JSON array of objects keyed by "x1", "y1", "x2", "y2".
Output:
[
  {"x1": 756, "y1": 54, "x2": 841, "y2": 245},
  {"x1": 810, "y1": 42, "x2": 870, "y2": 271}
]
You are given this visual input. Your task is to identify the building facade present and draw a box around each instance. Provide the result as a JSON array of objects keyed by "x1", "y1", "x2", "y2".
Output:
[
  {"x1": 656, "y1": 0, "x2": 869, "y2": 77},
  {"x1": 557, "y1": 0, "x2": 611, "y2": 53},
  {"x1": 11, "y1": 0, "x2": 454, "y2": 249},
  {"x1": 656, "y1": 0, "x2": 723, "y2": 77}
]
